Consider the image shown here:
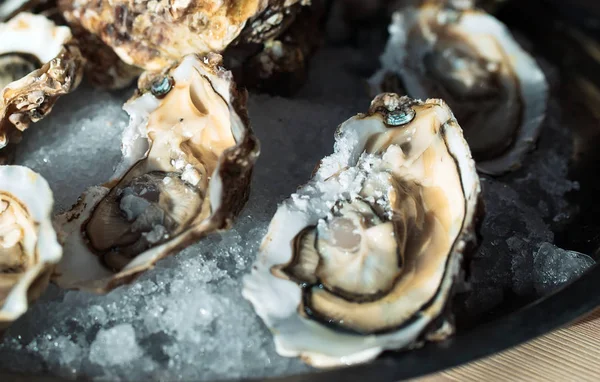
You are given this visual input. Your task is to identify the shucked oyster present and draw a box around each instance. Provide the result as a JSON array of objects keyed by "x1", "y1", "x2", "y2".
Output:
[
  {"x1": 59, "y1": 0, "x2": 313, "y2": 71},
  {"x1": 370, "y1": 3, "x2": 548, "y2": 175},
  {"x1": 0, "y1": 12, "x2": 84, "y2": 161},
  {"x1": 243, "y1": 93, "x2": 481, "y2": 367},
  {"x1": 53, "y1": 53, "x2": 259, "y2": 293},
  {"x1": 0, "y1": 166, "x2": 62, "y2": 330}
]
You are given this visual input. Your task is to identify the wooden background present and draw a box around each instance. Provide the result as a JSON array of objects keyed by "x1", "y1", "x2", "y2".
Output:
[{"x1": 414, "y1": 309, "x2": 600, "y2": 381}]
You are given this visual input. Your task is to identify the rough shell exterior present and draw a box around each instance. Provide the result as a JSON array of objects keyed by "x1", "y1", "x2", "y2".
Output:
[
  {"x1": 62, "y1": 20, "x2": 141, "y2": 90},
  {"x1": 59, "y1": 0, "x2": 306, "y2": 71},
  {"x1": 0, "y1": 13, "x2": 84, "y2": 161}
]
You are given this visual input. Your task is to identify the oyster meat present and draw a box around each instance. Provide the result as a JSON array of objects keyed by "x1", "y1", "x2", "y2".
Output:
[
  {"x1": 0, "y1": 165, "x2": 62, "y2": 331},
  {"x1": 243, "y1": 93, "x2": 481, "y2": 367},
  {"x1": 0, "y1": 12, "x2": 84, "y2": 160},
  {"x1": 370, "y1": 3, "x2": 548, "y2": 175},
  {"x1": 53, "y1": 53, "x2": 259, "y2": 293}
]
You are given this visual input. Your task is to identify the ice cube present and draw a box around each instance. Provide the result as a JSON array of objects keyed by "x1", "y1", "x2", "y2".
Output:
[
  {"x1": 89, "y1": 324, "x2": 143, "y2": 367},
  {"x1": 533, "y1": 242, "x2": 596, "y2": 295}
]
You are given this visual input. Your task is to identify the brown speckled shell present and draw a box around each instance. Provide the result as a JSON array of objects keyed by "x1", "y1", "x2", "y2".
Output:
[
  {"x1": 63, "y1": 17, "x2": 141, "y2": 89},
  {"x1": 59, "y1": 0, "x2": 307, "y2": 71},
  {"x1": 0, "y1": 42, "x2": 85, "y2": 161}
]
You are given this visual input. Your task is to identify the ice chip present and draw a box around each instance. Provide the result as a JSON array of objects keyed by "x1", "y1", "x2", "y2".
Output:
[
  {"x1": 533, "y1": 242, "x2": 596, "y2": 296},
  {"x1": 89, "y1": 324, "x2": 143, "y2": 367}
]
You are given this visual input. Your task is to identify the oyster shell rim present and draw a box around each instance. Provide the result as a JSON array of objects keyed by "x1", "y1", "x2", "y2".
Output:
[{"x1": 0, "y1": 12, "x2": 85, "y2": 155}]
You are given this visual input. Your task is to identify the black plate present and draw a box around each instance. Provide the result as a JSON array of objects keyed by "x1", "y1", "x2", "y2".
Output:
[
  {"x1": 2, "y1": 1, "x2": 600, "y2": 381},
  {"x1": 265, "y1": 265, "x2": 600, "y2": 382}
]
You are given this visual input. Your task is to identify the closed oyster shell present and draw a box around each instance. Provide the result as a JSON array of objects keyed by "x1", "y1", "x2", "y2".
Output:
[
  {"x1": 243, "y1": 93, "x2": 481, "y2": 367},
  {"x1": 53, "y1": 53, "x2": 259, "y2": 293},
  {"x1": 59, "y1": 0, "x2": 310, "y2": 71},
  {"x1": 63, "y1": 20, "x2": 141, "y2": 90},
  {"x1": 225, "y1": 0, "x2": 327, "y2": 95},
  {"x1": 0, "y1": 165, "x2": 62, "y2": 331},
  {"x1": 0, "y1": 12, "x2": 84, "y2": 161}
]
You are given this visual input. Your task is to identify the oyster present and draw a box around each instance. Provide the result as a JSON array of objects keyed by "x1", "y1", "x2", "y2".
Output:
[
  {"x1": 243, "y1": 93, "x2": 481, "y2": 367},
  {"x1": 59, "y1": 0, "x2": 313, "y2": 72},
  {"x1": 225, "y1": 0, "x2": 327, "y2": 96},
  {"x1": 53, "y1": 53, "x2": 259, "y2": 293},
  {"x1": 55, "y1": 0, "x2": 140, "y2": 89},
  {"x1": 369, "y1": 3, "x2": 548, "y2": 175},
  {"x1": 0, "y1": 12, "x2": 84, "y2": 160},
  {"x1": 64, "y1": 21, "x2": 141, "y2": 90},
  {"x1": 0, "y1": 165, "x2": 62, "y2": 330}
]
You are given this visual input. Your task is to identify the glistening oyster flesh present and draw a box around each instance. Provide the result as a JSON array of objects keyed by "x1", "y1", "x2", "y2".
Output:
[
  {"x1": 0, "y1": 165, "x2": 62, "y2": 331},
  {"x1": 53, "y1": 53, "x2": 259, "y2": 293},
  {"x1": 369, "y1": 4, "x2": 548, "y2": 175},
  {"x1": 0, "y1": 12, "x2": 84, "y2": 160},
  {"x1": 243, "y1": 93, "x2": 482, "y2": 367}
]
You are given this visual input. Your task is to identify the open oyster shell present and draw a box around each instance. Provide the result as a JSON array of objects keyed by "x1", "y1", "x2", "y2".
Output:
[
  {"x1": 243, "y1": 93, "x2": 481, "y2": 367},
  {"x1": 369, "y1": 3, "x2": 548, "y2": 175},
  {"x1": 0, "y1": 12, "x2": 84, "y2": 161},
  {"x1": 0, "y1": 165, "x2": 62, "y2": 331},
  {"x1": 59, "y1": 0, "x2": 312, "y2": 72},
  {"x1": 53, "y1": 53, "x2": 259, "y2": 293}
]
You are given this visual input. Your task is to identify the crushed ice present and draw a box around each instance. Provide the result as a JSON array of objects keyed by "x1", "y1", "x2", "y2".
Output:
[{"x1": 0, "y1": 19, "x2": 596, "y2": 382}]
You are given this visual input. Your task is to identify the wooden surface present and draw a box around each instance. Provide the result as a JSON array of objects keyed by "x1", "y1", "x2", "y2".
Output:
[{"x1": 415, "y1": 309, "x2": 600, "y2": 381}]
